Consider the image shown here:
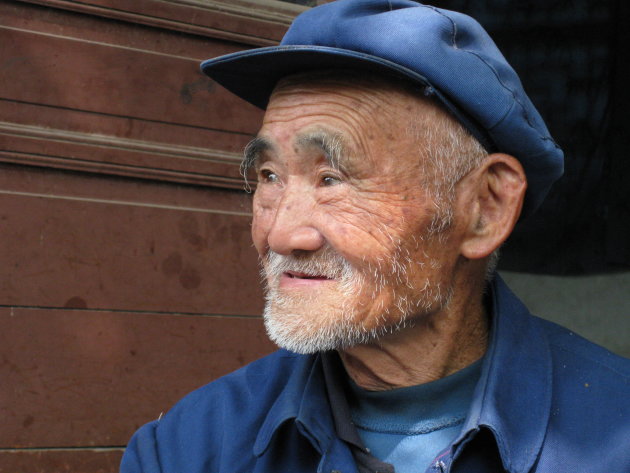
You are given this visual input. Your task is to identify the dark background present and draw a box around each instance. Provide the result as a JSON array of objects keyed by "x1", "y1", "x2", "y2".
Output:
[{"x1": 435, "y1": 0, "x2": 629, "y2": 275}]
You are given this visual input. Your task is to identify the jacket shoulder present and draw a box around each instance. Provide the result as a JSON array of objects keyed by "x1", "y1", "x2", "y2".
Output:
[
  {"x1": 535, "y1": 315, "x2": 630, "y2": 378},
  {"x1": 122, "y1": 350, "x2": 311, "y2": 473},
  {"x1": 533, "y1": 316, "x2": 630, "y2": 471},
  {"x1": 166, "y1": 349, "x2": 305, "y2": 416}
]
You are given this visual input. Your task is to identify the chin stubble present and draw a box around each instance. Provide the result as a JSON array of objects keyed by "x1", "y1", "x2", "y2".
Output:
[{"x1": 260, "y1": 244, "x2": 452, "y2": 354}]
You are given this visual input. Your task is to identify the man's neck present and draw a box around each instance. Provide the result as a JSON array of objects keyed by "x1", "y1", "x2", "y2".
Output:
[{"x1": 338, "y1": 283, "x2": 489, "y2": 391}]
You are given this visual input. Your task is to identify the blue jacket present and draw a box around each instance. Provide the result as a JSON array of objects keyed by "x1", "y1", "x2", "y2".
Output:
[{"x1": 121, "y1": 276, "x2": 630, "y2": 473}]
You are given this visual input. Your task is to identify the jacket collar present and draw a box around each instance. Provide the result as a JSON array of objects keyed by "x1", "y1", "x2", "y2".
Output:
[
  {"x1": 253, "y1": 352, "x2": 334, "y2": 457},
  {"x1": 454, "y1": 274, "x2": 552, "y2": 473},
  {"x1": 253, "y1": 274, "x2": 553, "y2": 473}
]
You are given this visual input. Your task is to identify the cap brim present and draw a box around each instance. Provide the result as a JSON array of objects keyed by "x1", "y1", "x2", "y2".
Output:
[
  {"x1": 201, "y1": 45, "x2": 494, "y2": 152},
  {"x1": 201, "y1": 45, "x2": 434, "y2": 109}
]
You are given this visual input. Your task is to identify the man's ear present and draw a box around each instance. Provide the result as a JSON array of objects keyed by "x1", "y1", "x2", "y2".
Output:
[{"x1": 458, "y1": 153, "x2": 527, "y2": 260}]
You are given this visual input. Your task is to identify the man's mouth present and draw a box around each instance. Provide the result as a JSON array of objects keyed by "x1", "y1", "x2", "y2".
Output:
[
  {"x1": 279, "y1": 271, "x2": 334, "y2": 287},
  {"x1": 284, "y1": 271, "x2": 332, "y2": 281}
]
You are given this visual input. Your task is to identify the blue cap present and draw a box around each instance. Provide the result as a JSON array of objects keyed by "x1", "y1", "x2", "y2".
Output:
[{"x1": 201, "y1": 0, "x2": 564, "y2": 217}]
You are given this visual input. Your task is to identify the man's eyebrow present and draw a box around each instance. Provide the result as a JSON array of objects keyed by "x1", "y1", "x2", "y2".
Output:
[
  {"x1": 242, "y1": 136, "x2": 273, "y2": 182},
  {"x1": 241, "y1": 130, "x2": 348, "y2": 185},
  {"x1": 296, "y1": 130, "x2": 347, "y2": 170}
]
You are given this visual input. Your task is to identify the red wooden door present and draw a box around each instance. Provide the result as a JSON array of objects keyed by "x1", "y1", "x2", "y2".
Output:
[{"x1": 0, "y1": 0, "x2": 304, "y2": 469}]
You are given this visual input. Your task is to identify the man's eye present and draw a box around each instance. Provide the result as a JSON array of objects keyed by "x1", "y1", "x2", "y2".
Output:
[
  {"x1": 321, "y1": 175, "x2": 341, "y2": 186},
  {"x1": 259, "y1": 170, "x2": 279, "y2": 183}
]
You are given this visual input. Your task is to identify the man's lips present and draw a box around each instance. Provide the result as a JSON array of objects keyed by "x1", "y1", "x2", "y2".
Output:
[
  {"x1": 285, "y1": 271, "x2": 332, "y2": 280},
  {"x1": 279, "y1": 271, "x2": 335, "y2": 287}
]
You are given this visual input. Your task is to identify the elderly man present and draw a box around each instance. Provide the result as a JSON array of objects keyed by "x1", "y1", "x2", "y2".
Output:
[{"x1": 121, "y1": 1, "x2": 629, "y2": 472}]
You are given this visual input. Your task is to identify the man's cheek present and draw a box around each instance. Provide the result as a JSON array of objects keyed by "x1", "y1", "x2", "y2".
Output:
[
  {"x1": 251, "y1": 209, "x2": 274, "y2": 254},
  {"x1": 340, "y1": 194, "x2": 408, "y2": 231},
  {"x1": 324, "y1": 211, "x2": 400, "y2": 260}
]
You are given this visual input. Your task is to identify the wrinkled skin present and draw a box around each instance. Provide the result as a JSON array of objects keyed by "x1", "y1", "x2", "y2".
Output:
[{"x1": 251, "y1": 74, "x2": 525, "y2": 389}]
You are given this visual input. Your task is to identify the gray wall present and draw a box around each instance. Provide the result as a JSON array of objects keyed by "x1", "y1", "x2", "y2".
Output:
[{"x1": 499, "y1": 271, "x2": 630, "y2": 358}]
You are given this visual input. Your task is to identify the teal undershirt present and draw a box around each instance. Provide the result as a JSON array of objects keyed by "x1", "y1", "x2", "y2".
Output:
[{"x1": 346, "y1": 359, "x2": 482, "y2": 473}]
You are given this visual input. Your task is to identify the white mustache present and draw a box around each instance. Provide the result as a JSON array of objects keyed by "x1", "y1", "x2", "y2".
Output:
[{"x1": 262, "y1": 248, "x2": 353, "y2": 281}]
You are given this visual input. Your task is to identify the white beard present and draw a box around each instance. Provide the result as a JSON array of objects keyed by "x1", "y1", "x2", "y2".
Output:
[{"x1": 260, "y1": 245, "x2": 452, "y2": 354}]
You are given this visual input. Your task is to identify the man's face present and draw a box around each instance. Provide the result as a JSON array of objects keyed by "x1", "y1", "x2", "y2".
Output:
[{"x1": 250, "y1": 75, "x2": 464, "y2": 354}]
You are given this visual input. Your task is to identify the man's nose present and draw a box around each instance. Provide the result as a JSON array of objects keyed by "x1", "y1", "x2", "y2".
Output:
[{"x1": 266, "y1": 187, "x2": 325, "y2": 255}]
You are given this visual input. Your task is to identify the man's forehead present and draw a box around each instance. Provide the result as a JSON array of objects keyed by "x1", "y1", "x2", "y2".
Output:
[
  {"x1": 270, "y1": 69, "x2": 424, "y2": 105},
  {"x1": 266, "y1": 71, "x2": 455, "y2": 133},
  {"x1": 248, "y1": 77, "x2": 459, "y2": 173}
]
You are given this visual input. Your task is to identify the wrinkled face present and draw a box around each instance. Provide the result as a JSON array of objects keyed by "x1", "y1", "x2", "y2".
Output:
[{"x1": 250, "y1": 75, "x2": 463, "y2": 354}]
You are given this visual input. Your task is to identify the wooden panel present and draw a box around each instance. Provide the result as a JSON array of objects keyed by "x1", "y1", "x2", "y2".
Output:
[
  {"x1": 0, "y1": 164, "x2": 262, "y2": 314},
  {"x1": 0, "y1": 308, "x2": 276, "y2": 447},
  {"x1": 0, "y1": 24, "x2": 261, "y2": 132},
  {"x1": 0, "y1": 450, "x2": 122, "y2": 473},
  {"x1": 1, "y1": 1, "x2": 246, "y2": 59},
  {"x1": 0, "y1": 99, "x2": 251, "y2": 153},
  {"x1": 0, "y1": 1, "x2": 266, "y2": 186},
  {"x1": 21, "y1": 0, "x2": 304, "y2": 45},
  {"x1": 0, "y1": 163, "x2": 252, "y2": 214},
  {"x1": 0, "y1": 1, "x2": 283, "y2": 468},
  {"x1": 0, "y1": 120, "x2": 247, "y2": 190}
]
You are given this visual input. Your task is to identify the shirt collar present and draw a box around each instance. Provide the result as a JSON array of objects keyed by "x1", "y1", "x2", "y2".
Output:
[{"x1": 455, "y1": 274, "x2": 552, "y2": 473}]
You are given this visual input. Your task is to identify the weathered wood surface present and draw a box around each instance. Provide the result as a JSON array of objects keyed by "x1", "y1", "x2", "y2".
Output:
[
  {"x1": 0, "y1": 1, "x2": 288, "y2": 470},
  {"x1": 0, "y1": 449, "x2": 123, "y2": 473},
  {"x1": 1, "y1": 307, "x2": 274, "y2": 447},
  {"x1": 0, "y1": 164, "x2": 262, "y2": 314},
  {"x1": 0, "y1": 0, "x2": 265, "y2": 187}
]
